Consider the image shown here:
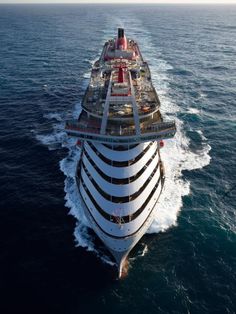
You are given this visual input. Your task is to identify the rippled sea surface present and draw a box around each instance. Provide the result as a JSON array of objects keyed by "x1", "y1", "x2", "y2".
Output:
[{"x1": 0, "y1": 4, "x2": 235, "y2": 314}]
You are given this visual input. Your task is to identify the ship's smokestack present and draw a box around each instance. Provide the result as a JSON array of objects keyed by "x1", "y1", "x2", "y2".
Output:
[
  {"x1": 116, "y1": 28, "x2": 127, "y2": 50},
  {"x1": 118, "y1": 28, "x2": 124, "y2": 38}
]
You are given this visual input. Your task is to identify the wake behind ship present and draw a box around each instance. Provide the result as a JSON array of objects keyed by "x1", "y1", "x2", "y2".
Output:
[{"x1": 66, "y1": 28, "x2": 176, "y2": 278}]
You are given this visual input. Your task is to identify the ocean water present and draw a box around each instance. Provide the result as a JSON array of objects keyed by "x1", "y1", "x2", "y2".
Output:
[{"x1": 0, "y1": 4, "x2": 235, "y2": 314}]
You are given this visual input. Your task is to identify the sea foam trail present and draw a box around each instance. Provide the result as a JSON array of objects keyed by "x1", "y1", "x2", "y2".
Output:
[
  {"x1": 59, "y1": 139, "x2": 115, "y2": 265},
  {"x1": 36, "y1": 25, "x2": 211, "y2": 264},
  {"x1": 140, "y1": 33, "x2": 211, "y2": 234}
]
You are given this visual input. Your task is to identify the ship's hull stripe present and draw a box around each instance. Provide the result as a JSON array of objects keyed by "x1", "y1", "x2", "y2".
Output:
[
  {"x1": 80, "y1": 158, "x2": 161, "y2": 214},
  {"x1": 83, "y1": 146, "x2": 159, "y2": 184},
  {"x1": 80, "y1": 149, "x2": 159, "y2": 196},
  {"x1": 84, "y1": 141, "x2": 157, "y2": 178},
  {"x1": 81, "y1": 159, "x2": 160, "y2": 202},
  {"x1": 87, "y1": 142, "x2": 153, "y2": 167},
  {"x1": 79, "y1": 176, "x2": 161, "y2": 224},
  {"x1": 93, "y1": 142, "x2": 151, "y2": 162},
  {"x1": 103, "y1": 143, "x2": 138, "y2": 151},
  {"x1": 79, "y1": 177, "x2": 162, "y2": 239}
]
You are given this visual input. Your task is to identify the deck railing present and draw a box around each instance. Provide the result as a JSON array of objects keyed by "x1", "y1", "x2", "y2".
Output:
[
  {"x1": 65, "y1": 120, "x2": 176, "y2": 144},
  {"x1": 66, "y1": 120, "x2": 175, "y2": 136}
]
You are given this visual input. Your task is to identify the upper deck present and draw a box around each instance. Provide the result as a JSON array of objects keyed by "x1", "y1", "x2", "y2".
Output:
[
  {"x1": 82, "y1": 34, "x2": 160, "y2": 120},
  {"x1": 66, "y1": 28, "x2": 176, "y2": 144}
]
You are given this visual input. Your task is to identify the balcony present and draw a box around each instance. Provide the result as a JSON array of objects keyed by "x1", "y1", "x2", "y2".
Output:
[{"x1": 65, "y1": 119, "x2": 176, "y2": 144}]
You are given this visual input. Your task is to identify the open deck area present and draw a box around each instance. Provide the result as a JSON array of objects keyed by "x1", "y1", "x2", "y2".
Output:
[
  {"x1": 82, "y1": 41, "x2": 160, "y2": 120},
  {"x1": 65, "y1": 28, "x2": 176, "y2": 145}
]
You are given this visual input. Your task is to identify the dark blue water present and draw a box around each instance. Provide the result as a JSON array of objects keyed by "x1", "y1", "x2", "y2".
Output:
[{"x1": 0, "y1": 4, "x2": 235, "y2": 314}]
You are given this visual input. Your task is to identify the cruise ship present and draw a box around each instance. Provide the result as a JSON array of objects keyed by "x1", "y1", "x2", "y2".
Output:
[{"x1": 65, "y1": 28, "x2": 176, "y2": 278}]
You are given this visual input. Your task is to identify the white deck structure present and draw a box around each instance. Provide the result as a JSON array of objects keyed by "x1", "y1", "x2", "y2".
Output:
[{"x1": 65, "y1": 28, "x2": 176, "y2": 278}]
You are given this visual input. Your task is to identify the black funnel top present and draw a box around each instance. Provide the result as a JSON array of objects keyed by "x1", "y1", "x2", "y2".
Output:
[{"x1": 118, "y1": 28, "x2": 124, "y2": 38}]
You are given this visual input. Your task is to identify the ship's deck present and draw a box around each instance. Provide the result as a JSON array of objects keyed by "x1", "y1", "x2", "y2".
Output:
[
  {"x1": 82, "y1": 40, "x2": 160, "y2": 119},
  {"x1": 65, "y1": 34, "x2": 176, "y2": 144}
]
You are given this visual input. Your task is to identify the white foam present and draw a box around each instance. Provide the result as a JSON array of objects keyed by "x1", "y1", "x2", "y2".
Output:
[
  {"x1": 60, "y1": 149, "x2": 115, "y2": 266},
  {"x1": 72, "y1": 101, "x2": 83, "y2": 119},
  {"x1": 36, "y1": 109, "x2": 66, "y2": 150},
  {"x1": 152, "y1": 127, "x2": 209, "y2": 233},
  {"x1": 197, "y1": 129, "x2": 207, "y2": 141},
  {"x1": 36, "y1": 130, "x2": 66, "y2": 150},
  {"x1": 147, "y1": 66, "x2": 211, "y2": 233},
  {"x1": 147, "y1": 121, "x2": 211, "y2": 234},
  {"x1": 43, "y1": 112, "x2": 63, "y2": 122},
  {"x1": 83, "y1": 72, "x2": 90, "y2": 79},
  {"x1": 129, "y1": 23, "x2": 212, "y2": 234},
  {"x1": 187, "y1": 108, "x2": 201, "y2": 115},
  {"x1": 74, "y1": 224, "x2": 115, "y2": 266}
]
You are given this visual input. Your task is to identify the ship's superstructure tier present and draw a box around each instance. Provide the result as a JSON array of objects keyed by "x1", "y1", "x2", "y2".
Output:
[
  {"x1": 66, "y1": 28, "x2": 176, "y2": 144},
  {"x1": 65, "y1": 28, "x2": 176, "y2": 275}
]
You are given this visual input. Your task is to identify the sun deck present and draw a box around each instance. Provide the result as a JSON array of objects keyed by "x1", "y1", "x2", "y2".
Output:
[
  {"x1": 82, "y1": 40, "x2": 160, "y2": 120},
  {"x1": 65, "y1": 28, "x2": 176, "y2": 144}
]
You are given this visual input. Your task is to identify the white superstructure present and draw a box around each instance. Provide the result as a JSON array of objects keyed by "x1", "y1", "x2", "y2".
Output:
[{"x1": 66, "y1": 28, "x2": 176, "y2": 277}]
